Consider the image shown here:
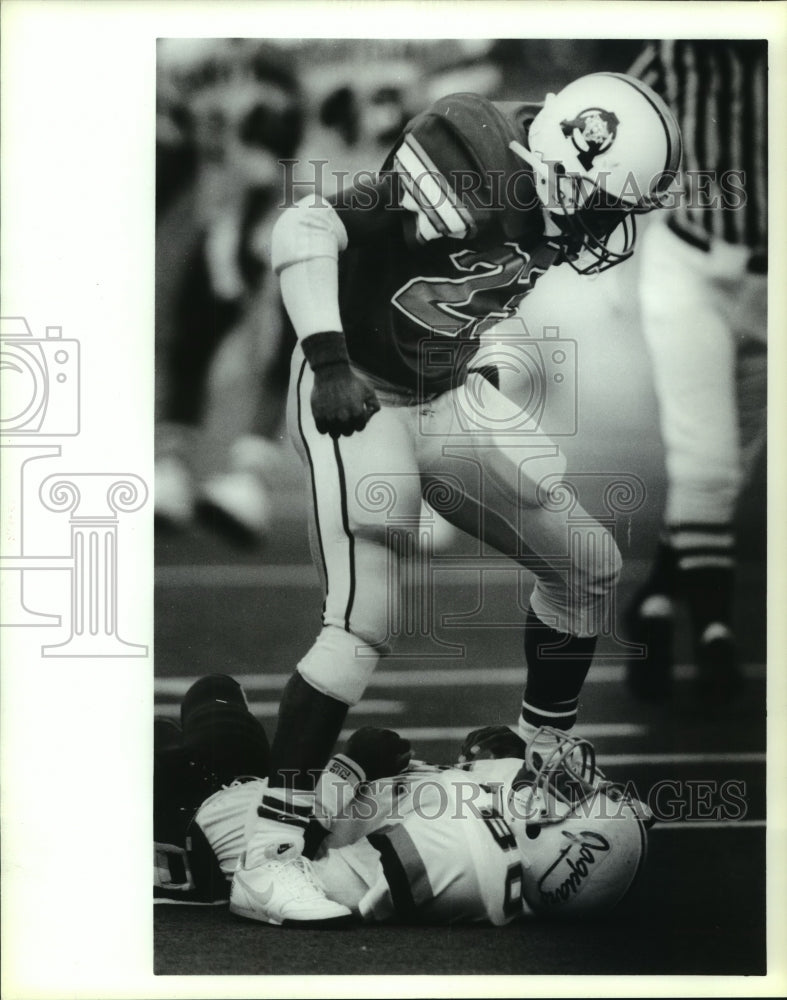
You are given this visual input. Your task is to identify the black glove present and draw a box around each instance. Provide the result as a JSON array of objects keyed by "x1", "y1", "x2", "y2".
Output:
[
  {"x1": 302, "y1": 331, "x2": 380, "y2": 438},
  {"x1": 344, "y1": 726, "x2": 412, "y2": 781},
  {"x1": 456, "y1": 725, "x2": 527, "y2": 765}
]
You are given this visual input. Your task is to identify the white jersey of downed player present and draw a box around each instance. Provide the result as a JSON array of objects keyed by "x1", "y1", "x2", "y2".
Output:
[
  {"x1": 192, "y1": 759, "x2": 531, "y2": 923},
  {"x1": 312, "y1": 758, "x2": 530, "y2": 925},
  {"x1": 171, "y1": 749, "x2": 646, "y2": 917}
]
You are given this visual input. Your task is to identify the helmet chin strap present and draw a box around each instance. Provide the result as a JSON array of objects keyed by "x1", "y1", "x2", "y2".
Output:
[
  {"x1": 509, "y1": 139, "x2": 563, "y2": 214},
  {"x1": 509, "y1": 139, "x2": 591, "y2": 216},
  {"x1": 508, "y1": 137, "x2": 539, "y2": 171},
  {"x1": 540, "y1": 209, "x2": 563, "y2": 237}
]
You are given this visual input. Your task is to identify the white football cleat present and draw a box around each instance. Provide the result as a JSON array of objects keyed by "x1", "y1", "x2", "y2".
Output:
[
  {"x1": 196, "y1": 468, "x2": 272, "y2": 547},
  {"x1": 154, "y1": 453, "x2": 194, "y2": 530},
  {"x1": 196, "y1": 435, "x2": 281, "y2": 547},
  {"x1": 230, "y1": 855, "x2": 353, "y2": 927}
]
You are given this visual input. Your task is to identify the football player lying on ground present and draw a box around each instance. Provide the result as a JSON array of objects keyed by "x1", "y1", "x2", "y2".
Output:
[
  {"x1": 236, "y1": 71, "x2": 682, "y2": 923},
  {"x1": 155, "y1": 676, "x2": 650, "y2": 924}
]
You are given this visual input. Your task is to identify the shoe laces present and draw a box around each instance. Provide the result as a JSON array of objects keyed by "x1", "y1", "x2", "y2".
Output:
[{"x1": 270, "y1": 856, "x2": 326, "y2": 901}]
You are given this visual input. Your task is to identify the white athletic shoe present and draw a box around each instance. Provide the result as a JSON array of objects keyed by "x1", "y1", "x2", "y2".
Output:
[
  {"x1": 154, "y1": 454, "x2": 194, "y2": 529},
  {"x1": 196, "y1": 435, "x2": 280, "y2": 547},
  {"x1": 230, "y1": 855, "x2": 353, "y2": 927},
  {"x1": 196, "y1": 468, "x2": 272, "y2": 547}
]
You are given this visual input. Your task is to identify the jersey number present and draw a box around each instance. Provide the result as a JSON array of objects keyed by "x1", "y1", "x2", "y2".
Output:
[
  {"x1": 391, "y1": 242, "x2": 547, "y2": 339},
  {"x1": 481, "y1": 807, "x2": 524, "y2": 919},
  {"x1": 502, "y1": 863, "x2": 525, "y2": 919}
]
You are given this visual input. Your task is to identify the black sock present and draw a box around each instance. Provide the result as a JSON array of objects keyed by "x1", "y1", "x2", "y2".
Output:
[
  {"x1": 679, "y1": 565, "x2": 735, "y2": 640},
  {"x1": 639, "y1": 538, "x2": 677, "y2": 600},
  {"x1": 521, "y1": 606, "x2": 597, "y2": 731},
  {"x1": 267, "y1": 670, "x2": 349, "y2": 791},
  {"x1": 668, "y1": 521, "x2": 736, "y2": 640}
]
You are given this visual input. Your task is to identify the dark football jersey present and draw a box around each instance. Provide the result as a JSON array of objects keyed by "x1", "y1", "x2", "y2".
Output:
[{"x1": 330, "y1": 92, "x2": 564, "y2": 395}]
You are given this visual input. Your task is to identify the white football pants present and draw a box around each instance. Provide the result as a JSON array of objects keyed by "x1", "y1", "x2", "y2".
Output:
[
  {"x1": 638, "y1": 219, "x2": 767, "y2": 528},
  {"x1": 286, "y1": 345, "x2": 621, "y2": 705}
]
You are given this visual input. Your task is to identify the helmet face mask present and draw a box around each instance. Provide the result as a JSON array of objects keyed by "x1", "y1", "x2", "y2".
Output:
[
  {"x1": 514, "y1": 71, "x2": 682, "y2": 275},
  {"x1": 509, "y1": 727, "x2": 605, "y2": 825},
  {"x1": 546, "y1": 184, "x2": 637, "y2": 275}
]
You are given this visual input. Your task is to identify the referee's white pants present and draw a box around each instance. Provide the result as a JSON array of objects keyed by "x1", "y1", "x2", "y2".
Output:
[
  {"x1": 286, "y1": 348, "x2": 621, "y2": 705},
  {"x1": 638, "y1": 219, "x2": 767, "y2": 527}
]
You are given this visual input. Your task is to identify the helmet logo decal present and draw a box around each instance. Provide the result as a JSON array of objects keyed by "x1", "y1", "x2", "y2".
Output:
[
  {"x1": 560, "y1": 108, "x2": 620, "y2": 170},
  {"x1": 537, "y1": 829, "x2": 611, "y2": 906}
]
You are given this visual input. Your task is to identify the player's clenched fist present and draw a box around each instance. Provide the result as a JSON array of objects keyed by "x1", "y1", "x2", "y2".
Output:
[
  {"x1": 302, "y1": 330, "x2": 380, "y2": 437},
  {"x1": 344, "y1": 726, "x2": 413, "y2": 781},
  {"x1": 311, "y1": 365, "x2": 380, "y2": 438}
]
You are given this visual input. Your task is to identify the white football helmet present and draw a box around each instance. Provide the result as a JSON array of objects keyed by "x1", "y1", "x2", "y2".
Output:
[
  {"x1": 504, "y1": 728, "x2": 650, "y2": 915},
  {"x1": 511, "y1": 72, "x2": 682, "y2": 273}
]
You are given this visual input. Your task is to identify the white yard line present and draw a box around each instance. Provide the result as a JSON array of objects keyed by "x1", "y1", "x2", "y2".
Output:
[
  {"x1": 154, "y1": 662, "x2": 765, "y2": 697},
  {"x1": 155, "y1": 558, "x2": 666, "y2": 588},
  {"x1": 156, "y1": 564, "x2": 321, "y2": 587},
  {"x1": 651, "y1": 819, "x2": 766, "y2": 830},
  {"x1": 154, "y1": 561, "x2": 548, "y2": 588},
  {"x1": 589, "y1": 663, "x2": 765, "y2": 682},
  {"x1": 336, "y1": 723, "x2": 647, "y2": 741},
  {"x1": 598, "y1": 752, "x2": 765, "y2": 765},
  {"x1": 156, "y1": 699, "x2": 404, "y2": 718}
]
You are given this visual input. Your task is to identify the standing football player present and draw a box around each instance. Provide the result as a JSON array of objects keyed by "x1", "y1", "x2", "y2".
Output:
[{"x1": 231, "y1": 71, "x2": 681, "y2": 925}]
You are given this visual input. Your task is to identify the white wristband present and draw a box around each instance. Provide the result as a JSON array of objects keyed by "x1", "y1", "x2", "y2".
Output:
[{"x1": 314, "y1": 753, "x2": 366, "y2": 828}]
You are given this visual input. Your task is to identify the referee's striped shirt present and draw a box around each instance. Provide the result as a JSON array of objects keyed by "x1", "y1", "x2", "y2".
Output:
[{"x1": 629, "y1": 40, "x2": 767, "y2": 252}]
